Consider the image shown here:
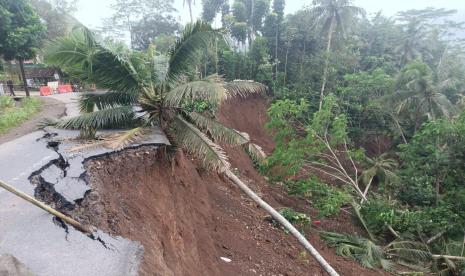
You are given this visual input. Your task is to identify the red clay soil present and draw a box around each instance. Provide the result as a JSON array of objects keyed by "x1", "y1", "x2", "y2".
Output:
[{"x1": 77, "y1": 95, "x2": 388, "y2": 276}]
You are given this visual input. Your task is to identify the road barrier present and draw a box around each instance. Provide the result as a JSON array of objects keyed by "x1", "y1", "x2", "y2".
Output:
[
  {"x1": 58, "y1": 84, "x2": 72, "y2": 94},
  {"x1": 39, "y1": 86, "x2": 52, "y2": 96},
  {"x1": 40, "y1": 84, "x2": 73, "y2": 96}
]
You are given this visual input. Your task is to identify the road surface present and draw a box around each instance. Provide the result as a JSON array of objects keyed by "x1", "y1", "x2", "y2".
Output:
[{"x1": 0, "y1": 93, "x2": 168, "y2": 276}]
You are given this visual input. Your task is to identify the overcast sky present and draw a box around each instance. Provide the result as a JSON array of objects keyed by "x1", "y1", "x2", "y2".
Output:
[{"x1": 75, "y1": 0, "x2": 465, "y2": 29}]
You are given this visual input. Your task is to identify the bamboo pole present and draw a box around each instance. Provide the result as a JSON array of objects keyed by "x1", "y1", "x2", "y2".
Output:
[
  {"x1": 225, "y1": 170, "x2": 340, "y2": 276},
  {"x1": 0, "y1": 179, "x2": 93, "y2": 234}
]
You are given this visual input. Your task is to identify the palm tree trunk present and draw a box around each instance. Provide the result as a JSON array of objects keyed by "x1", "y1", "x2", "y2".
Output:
[
  {"x1": 274, "y1": 27, "x2": 279, "y2": 92},
  {"x1": 224, "y1": 170, "x2": 340, "y2": 276},
  {"x1": 19, "y1": 58, "x2": 30, "y2": 97},
  {"x1": 0, "y1": 179, "x2": 93, "y2": 233},
  {"x1": 284, "y1": 45, "x2": 289, "y2": 86},
  {"x1": 319, "y1": 18, "x2": 335, "y2": 111},
  {"x1": 300, "y1": 40, "x2": 306, "y2": 85}
]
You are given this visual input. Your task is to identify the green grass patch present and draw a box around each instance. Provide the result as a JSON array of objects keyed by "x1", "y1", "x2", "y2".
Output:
[{"x1": 0, "y1": 96, "x2": 42, "y2": 134}]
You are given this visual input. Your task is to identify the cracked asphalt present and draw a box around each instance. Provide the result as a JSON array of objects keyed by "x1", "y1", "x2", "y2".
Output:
[{"x1": 0, "y1": 93, "x2": 169, "y2": 276}]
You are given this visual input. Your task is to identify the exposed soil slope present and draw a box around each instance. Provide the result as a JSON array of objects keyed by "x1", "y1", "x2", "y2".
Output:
[{"x1": 77, "y1": 95, "x2": 386, "y2": 275}]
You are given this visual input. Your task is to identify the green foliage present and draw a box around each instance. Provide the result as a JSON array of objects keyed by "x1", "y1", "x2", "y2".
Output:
[
  {"x1": 0, "y1": 0, "x2": 46, "y2": 61},
  {"x1": 278, "y1": 207, "x2": 311, "y2": 228},
  {"x1": 397, "y1": 114, "x2": 465, "y2": 206},
  {"x1": 181, "y1": 99, "x2": 214, "y2": 113},
  {"x1": 286, "y1": 178, "x2": 350, "y2": 217},
  {"x1": 261, "y1": 98, "x2": 309, "y2": 178},
  {"x1": 360, "y1": 198, "x2": 462, "y2": 239},
  {"x1": 0, "y1": 97, "x2": 41, "y2": 133}
]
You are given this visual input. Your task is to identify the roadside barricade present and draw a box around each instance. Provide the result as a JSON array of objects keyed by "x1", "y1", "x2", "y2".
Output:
[
  {"x1": 58, "y1": 84, "x2": 73, "y2": 94},
  {"x1": 40, "y1": 86, "x2": 52, "y2": 96}
]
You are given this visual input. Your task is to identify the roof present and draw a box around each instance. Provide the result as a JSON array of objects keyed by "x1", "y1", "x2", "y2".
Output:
[{"x1": 25, "y1": 68, "x2": 57, "y2": 78}]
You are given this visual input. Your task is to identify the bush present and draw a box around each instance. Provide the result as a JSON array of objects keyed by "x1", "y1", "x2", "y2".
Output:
[
  {"x1": 0, "y1": 97, "x2": 41, "y2": 133},
  {"x1": 286, "y1": 178, "x2": 350, "y2": 217}
]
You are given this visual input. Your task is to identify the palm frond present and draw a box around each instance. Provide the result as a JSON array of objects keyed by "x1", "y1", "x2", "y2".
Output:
[
  {"x1": 105, "y1": 127, "x2": 150, "y2": 150},
  {"x1": 188, "y1": 112, "x2": 248, "y2": 144},
  {"x1": 188, "y1": 112, "x2": 267, "y2": 162},
  {"x1": 165, "y1": 75, "x2": 227, "y2": 107},
  {"x1": 79, "y1": 92, "x2": 139, "y2": 112},
  {"x1": 57, "y1": 106, "x2": 138, "y2": 130},
  {"x1": 168, "y1": 20, "x2": 222, "y2": 78},
  {"x1": 45, "y1": 27, "x2": 143, "y2": 94},
  {"x1": 320, "y1": 231, "x2": 390, "y2": 270},
  {"x1": 386, "y1": 241, "x2": 432, "y2": 263},
  {"x1": 247, "y1": 143, "x2": 267, "y2": 162},
  {"x1": 170, "y1": 115, "x2": 230, "y2": 172},
  {"x1": 225, "y1": 80, "x2": 268, "y2": 98}
]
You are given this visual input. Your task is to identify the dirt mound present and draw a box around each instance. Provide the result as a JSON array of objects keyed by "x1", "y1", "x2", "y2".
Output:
[{"x1": 76, "y1": 95, "x2": 385, "y2": 275}]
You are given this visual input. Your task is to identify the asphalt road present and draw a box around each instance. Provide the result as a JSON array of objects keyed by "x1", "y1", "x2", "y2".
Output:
[{"x1": 0, "y1": 93, "x2": 168, "y2": 276}]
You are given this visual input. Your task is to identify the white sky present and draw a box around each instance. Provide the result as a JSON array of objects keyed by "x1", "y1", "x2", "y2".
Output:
[{"x1": 75, "y1": 0, "x2": 465, "y2": 29}]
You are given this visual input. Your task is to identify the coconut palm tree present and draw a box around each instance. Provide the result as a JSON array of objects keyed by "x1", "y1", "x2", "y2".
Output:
[
  {"x1": 311, "y1": 0, "x2": 364, "y2": 110},
  {"x1": 45, "y1": 22, "x2": 339, "y2": 275},
  {"x1": 389, "y1": 61, "x2": 457, "y2": 132}
]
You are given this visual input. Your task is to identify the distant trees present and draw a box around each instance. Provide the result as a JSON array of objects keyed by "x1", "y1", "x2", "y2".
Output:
[
  {"x1": 102, "y1": 0, "x2": 179, "y2": 50},
  {"x1": 0, "y1": 0, "x2": 45, "y2": 96},
  {"x1": 30, "y1": 0, "x2": 80, "y2": 41}
]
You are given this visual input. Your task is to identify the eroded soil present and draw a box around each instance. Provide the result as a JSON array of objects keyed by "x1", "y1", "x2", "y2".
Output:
[{"x1": 74, "y1": 95, "x2": 387, "y2": 276}]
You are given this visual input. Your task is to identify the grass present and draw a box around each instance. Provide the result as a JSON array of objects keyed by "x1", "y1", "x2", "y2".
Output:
[{"x1": 0, "y1": 96, "x2": 42, "y2": 134}]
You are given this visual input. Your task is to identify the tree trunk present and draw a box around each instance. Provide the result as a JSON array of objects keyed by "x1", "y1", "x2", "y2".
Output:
[
  {"x1": 274, "y1": 26, "x2": 279, "y2": 92},
  {"x1": 19, "y1": 59, "x2": 30, "y2": 97},
  {"x1": 0, "y1": 179, "x2": 93, "y2": 234},
  {"x1": 299, "y1": 41, "x2": 306, "y2": 86},
  {"x1": 284, "y1": 45, "x2": 289, "y2": 86},
  {"x1": 319, "y1": 18, "x2": 335, "y2": 111},
  {"x1": 224, "y1": 170, "x2": 340, "y2": 276}
]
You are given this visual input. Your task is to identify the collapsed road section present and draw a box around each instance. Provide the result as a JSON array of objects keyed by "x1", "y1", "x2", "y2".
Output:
[{"x1": 0, "y1": 128, "x2": 170, "y2": 276}]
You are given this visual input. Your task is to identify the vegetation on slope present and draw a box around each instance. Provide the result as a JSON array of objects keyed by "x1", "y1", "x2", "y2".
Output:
[{"x1": 0, "y1": 97, "x2": 41, "y2": 134}]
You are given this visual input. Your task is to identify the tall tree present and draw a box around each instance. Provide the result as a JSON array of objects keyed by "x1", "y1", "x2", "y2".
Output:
[
  {"x1": 389, "y1": 61, "x2": 457, "y2": 132},
  {"x1": 0, "y1": 0, "x2": 45, "y2": 97},
  {"x1": 30, "y1": 0, "x2": 80, "y2": 41},
  {"x1": 230, "y1": 0, "x2": 271, "y2": 47},
  {"x1": 201, "y1": 0, "x2": 227, "y2": 23},
  {"x1": 104, "y1": 0, "x2": 176, "y2": 48},
  {"x1": 132, "y1": 14, "x2": 180, "y2": 50},
  {"x1": 263, "y1": 0, "x2": 285, "y2": 90},
  {"x1": 311, "y1": 0, "x2": 364, "y2": 110}
]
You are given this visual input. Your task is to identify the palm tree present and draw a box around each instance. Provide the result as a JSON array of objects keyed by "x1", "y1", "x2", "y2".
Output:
[
  {"x1": 389, "y1": 61, "x2": 457, "y2": 132},
  {"x1": 360, "y1": 153, "x2": 398, "y2": 203},
  {"x1": 395, "y1": 19, "x2": 426, "y2": 68},
  {"x1": 45, "y1": 22, "x2": 339, "y2": 275},
  {"x1": 311, "y1": 0, "x2": 364, "y2": 110}
]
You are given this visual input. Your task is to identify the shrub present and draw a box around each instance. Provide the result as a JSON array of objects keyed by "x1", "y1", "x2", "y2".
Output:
[
  {"x1": 286, "y1": 178, "x2": 350, "y2": 217},
  {"x1": 0, "y1": 97, "x2": 41, "y2": 133}
]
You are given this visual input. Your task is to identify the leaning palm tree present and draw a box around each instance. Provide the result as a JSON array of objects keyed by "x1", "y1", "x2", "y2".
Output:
[
  {"x1": 45, "y1": 22, "x2": 339, "y2": 275},
  {"x1": 311, "y1": 0, "x2": 364, "y2": 110}
]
